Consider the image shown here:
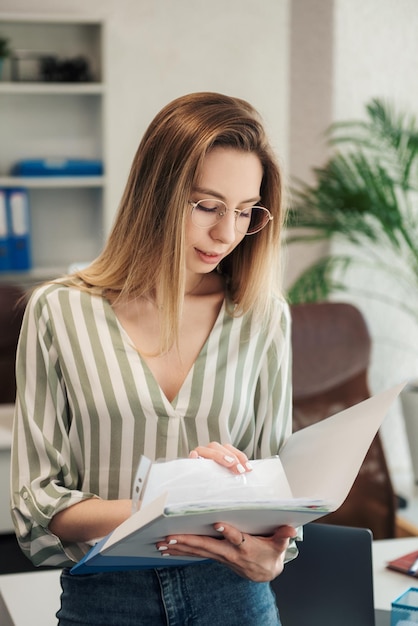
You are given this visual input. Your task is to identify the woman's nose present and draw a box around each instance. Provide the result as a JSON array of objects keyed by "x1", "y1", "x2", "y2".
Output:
[{"x1": 210, "y1": 211, "x2": 238, "y2": 243}]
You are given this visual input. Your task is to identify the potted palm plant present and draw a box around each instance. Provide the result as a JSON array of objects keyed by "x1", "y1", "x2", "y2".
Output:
[
  {"x1": 287, "y1": 98, "x2": 418, "y2": 306},
  {"x1": 286, "y1": 97, "x2": 418, "y2": 483}
]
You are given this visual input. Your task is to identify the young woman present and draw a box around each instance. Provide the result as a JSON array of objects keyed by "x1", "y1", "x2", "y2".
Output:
[{"x1": 11, "y1": 92, "x2": 297, "y2": 625}]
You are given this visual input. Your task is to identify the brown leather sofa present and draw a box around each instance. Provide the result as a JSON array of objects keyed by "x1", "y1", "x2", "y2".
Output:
[
  {"x1": 0, "y1": 284, "x2": 26, "y2": 404},
  {"x1": 291, "y1": 301, "x2": 397, "y2": 539}
]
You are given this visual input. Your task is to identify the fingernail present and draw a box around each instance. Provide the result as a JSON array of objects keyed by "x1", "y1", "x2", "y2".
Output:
[
  {"x1": 245, "y1": 462, "x2": 253, "y2": 471},
  {"x1": 161, "y1": 553, "x2": 171, "y2": 557},
  {"x1": 224, "y1": 455, "x2": 235, "y2": 463},
  {"x1": 237, "y1": 463, "x2": 246, "y2": 474},
  {"x1": 168, "y1": 539, "x2": 177, "y2": 545},
  {"x1": 215, "y1": 526, "x2": 225, "y2": 532},
  {"x1": 158, "y1": 546, "x2": 168, "y2": 551}
]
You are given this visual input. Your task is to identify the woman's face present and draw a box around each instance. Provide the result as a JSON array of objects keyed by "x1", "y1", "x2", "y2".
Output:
[{"x1": 185, "y1": 146, "x2": 263, "y2": 278}]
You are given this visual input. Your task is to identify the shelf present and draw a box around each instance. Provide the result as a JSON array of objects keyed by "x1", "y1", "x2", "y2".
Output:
[
  {"x1": 0, "y1": 12, "x2": 104, "y2": 25},
  {"x1": 0, "y1": 176, "x2": 106, "y2": 189},
  {"x1": 0, "y1": 14, "x2": 106, "y2": 274},
  {"x1": 0, "y1": 82, "x2": 105, "y2": 95},
  {"x1": 0, "y1": 266, "x2": 69, "y2": 286}
]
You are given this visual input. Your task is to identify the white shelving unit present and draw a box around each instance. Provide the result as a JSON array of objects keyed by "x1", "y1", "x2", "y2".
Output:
[{"x1": 0, "y1": 14, "x2": 107, "y2": 285}]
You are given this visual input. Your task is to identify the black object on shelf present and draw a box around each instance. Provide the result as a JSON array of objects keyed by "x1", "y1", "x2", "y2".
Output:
[
  {"x1": 11, "y1": 50, "x2": 92, "y2": 83},
  {"x1": 40, "y1": 55, "x2": 92, "y2": 82}
]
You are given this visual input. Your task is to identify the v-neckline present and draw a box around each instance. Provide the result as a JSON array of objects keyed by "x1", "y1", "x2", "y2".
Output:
[{"x1": 108, "y1": 298, "x2": 226, "y2": 406}]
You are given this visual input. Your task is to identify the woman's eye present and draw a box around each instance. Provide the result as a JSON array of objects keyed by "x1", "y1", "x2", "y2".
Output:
[
  {"x1": 197, "y1": 203, "x2": 220, "y2": 213},
  {"x1": 238, "y1": 208, "x2": 252, "y2": 219}
]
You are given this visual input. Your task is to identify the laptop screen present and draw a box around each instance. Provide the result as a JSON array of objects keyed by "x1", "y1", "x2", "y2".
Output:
[{"x1": 271, "y1": 523, "x2": 376, "y2": 626}]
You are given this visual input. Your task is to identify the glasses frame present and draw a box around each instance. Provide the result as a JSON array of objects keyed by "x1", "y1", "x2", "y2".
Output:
[{"x1": 189, "y1": 199, "x2": 273, "y2": 235}]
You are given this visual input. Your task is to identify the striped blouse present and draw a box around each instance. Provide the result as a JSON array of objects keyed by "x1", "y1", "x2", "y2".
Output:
[{"x1": 11, "y1": 282, "x2": 292, "y2": 567}]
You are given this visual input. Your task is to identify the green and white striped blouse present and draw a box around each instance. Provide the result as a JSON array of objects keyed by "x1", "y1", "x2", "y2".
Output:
[{"x1": 11, "y1": 282, "x2": 292, "y2": 567}]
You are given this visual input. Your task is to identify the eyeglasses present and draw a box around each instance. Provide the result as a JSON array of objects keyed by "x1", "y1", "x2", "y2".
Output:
[{"x1": 189, "y1": 199, "x2": 273, "y2": 235}]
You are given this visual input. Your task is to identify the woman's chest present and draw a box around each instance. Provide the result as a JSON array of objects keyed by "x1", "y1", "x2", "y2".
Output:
[{"x1": 115, "y1": 296, "x2": 224, "y2": 402}]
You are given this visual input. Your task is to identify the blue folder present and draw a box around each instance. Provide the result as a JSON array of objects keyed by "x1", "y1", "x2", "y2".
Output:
[
  {"x1": 6, "y1": 188, "x2": 32, "y2": 271},
  {"x1": 11, "y1": 158, "x2": 103, "y2": 177},
  {"x1": 0, "y1": 189, "x2": 11, "y2": 271},
  {"x1": 71, "y1": 535, "x2": 205, "y2": 575}
]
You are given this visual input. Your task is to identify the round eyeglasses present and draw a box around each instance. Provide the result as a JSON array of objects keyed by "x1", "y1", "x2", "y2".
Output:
[{"x1": 189, "y1": 199, "x2": 273, "y2": 235}]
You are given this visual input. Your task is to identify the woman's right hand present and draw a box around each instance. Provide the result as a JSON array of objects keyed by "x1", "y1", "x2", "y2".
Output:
[{"x1": 189, "y1": 442, "x2": 253, "y2": 475}]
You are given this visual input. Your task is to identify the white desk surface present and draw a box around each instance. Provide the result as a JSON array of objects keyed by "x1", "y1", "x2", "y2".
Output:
[
  {"x1": 373, "y1": 536, "x2": 418, "y2": 611},
  {"x1": 0, "y1": 569, "x2": 62, "y2": 626}
]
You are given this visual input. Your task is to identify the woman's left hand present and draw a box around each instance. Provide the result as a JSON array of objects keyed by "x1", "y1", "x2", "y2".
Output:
[
  {"x1": 189, "y1": 441, "x2": 253, "y2": 475},
  {"x1": 155, "y1": 522, "x2": 298, "y2": 582}
]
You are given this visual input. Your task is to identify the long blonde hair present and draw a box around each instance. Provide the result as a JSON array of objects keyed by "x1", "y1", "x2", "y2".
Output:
[{"x1": 70, "y1": 92, "x2": 286, "y2": 352}]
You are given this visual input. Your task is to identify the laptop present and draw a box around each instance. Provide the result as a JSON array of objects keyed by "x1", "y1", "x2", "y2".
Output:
[{"x1": 271, "y1": 523, "x2": 389, "y2": 626}]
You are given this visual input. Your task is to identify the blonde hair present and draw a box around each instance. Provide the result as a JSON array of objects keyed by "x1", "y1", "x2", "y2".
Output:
[{"x1": 69, "y1": 92, "x2": 286, "y2": 352}]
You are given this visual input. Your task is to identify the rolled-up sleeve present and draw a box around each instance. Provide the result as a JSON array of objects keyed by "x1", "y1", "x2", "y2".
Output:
[{"x1": 11, "y1": 287, "x2": 97, "y2": 567}]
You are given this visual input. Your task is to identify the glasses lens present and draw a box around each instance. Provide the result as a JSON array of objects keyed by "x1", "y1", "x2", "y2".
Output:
[
  {"x1": 191, "y1": 200, "x2": 271, "y2": 235},
  {"x1": 238, "y1": 207, "x2": 271, "y2": 235},
  {"x1": 192, "y1": 200, "x2": 225, "y2": 228}
]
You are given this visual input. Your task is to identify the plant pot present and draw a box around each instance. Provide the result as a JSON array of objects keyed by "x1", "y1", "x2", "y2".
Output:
[{"x1": 400, "y1": 382, "x2": 418, "y2": 485}]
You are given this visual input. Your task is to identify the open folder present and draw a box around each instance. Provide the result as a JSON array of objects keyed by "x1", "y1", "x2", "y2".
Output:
[{"x1": 71, "y1": 382, "x2": 404, "y2": 574}]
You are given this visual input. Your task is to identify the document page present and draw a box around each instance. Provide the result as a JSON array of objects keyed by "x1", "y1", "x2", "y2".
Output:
[
  {"x1": 141, "y1": 457, "x2": 295, "y2": 513},
  {"x1": 279, "y1": 382, "x2": 405, "y2": 506}
]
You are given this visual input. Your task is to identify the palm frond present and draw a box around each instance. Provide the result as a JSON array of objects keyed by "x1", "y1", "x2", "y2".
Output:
[
  {"x1": 287, "y1": 98, "x2": 418, "y2": 311},
  {"x1": 327, "y1": 98, "x2": 418, "y2": 187}
]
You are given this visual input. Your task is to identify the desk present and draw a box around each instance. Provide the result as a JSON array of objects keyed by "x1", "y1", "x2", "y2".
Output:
[
  {"x1": 0, "y1": 538, "x2": 417, "y2": 626},
  {"x1": 0, "y1": 569, "x2": 61, "y2": 626},
  {"x1": 373, "y1": 536, "x2": 418, "y2": 612},
  {"x1": 0, "y1": 404, "x2": 14, "y2": 533}
]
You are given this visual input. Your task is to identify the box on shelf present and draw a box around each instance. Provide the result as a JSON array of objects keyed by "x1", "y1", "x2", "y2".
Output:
[
  {"x1": 11, "y1": 158, "x2": 103, "y2": 177},
  {"x1": 11, "y1": 50, "x2": 93, "y2": 82}
]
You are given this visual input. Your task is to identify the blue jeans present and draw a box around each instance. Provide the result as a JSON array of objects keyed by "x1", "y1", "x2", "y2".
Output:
[{"x1": 57, "y1": 561, "x2": 281, "y2": 625}]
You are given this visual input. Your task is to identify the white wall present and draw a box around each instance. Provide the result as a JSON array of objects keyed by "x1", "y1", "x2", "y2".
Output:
[
  {"x1": 333, "y1": 0, "x2": 418, "y2": 120},
  {"x1": 103, "y1": 0, "x2": 291, "y2": 224}
]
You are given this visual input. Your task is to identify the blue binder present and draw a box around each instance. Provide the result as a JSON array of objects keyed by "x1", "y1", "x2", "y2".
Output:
[
  {"x1": 0, "y1": 189, "x2": 11, "y2": 271},
  {"x1": 7, "y1": 188, "x2": 32, "y2": 271}
]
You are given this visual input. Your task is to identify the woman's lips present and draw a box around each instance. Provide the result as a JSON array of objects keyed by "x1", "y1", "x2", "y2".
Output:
[{"x1": 195, "y1": 248, "x2": 223, "y2": 265}]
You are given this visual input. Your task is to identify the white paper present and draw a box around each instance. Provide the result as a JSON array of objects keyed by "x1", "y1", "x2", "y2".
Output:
[{"x1": 141, "y1": 457, "x2": 294, "y2": 511}]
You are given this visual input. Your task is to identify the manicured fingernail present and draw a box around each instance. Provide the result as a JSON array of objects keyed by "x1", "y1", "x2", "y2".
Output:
[
  {"x1": 245, "y1": 462, "x2": 253, "y2": 471},
  {"x1": 168, "y1": 539, "x2": 177, "y2": 545},
  {"x1": 158, "y1": 546, "x2": 168, "y2": 551},
  {"x1": 224, "y1": 455, "x2": 235, "y2": 463},
  {"x1": 237, "y1": 463, "x2": 246, "y2": 474},
  {"x1": 161, "y1": 553, "x2": 171, "y2": 557},
  {"x1": 215, "y1": 526, "x2": 225, "y2": 532}
]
